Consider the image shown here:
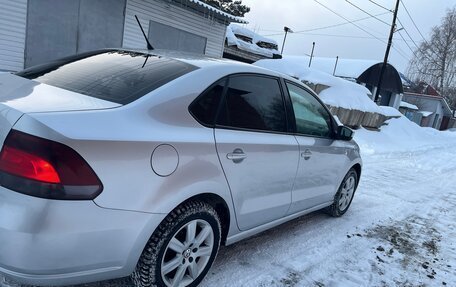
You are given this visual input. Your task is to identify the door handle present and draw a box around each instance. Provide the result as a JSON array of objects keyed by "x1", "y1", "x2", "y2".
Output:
[
  {"x1": 301, "y1": 149, "x2": 312, "y2": 160},
  {"x1": 227, "y1": 148, "x2": 247, "y2": 163}
]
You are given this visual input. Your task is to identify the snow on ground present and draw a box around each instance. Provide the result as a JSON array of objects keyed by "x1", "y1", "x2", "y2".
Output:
[
  {"x1": 254, "y1": 58, "x2": 389, "y2": 116},
  {"x1": 2, "y1": 117, "x2": 456, "y2": 287}
]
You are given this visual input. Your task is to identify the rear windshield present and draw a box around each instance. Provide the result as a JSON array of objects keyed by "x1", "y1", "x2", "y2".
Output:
[{"x1": 16, "y1": 50, "x2": 197, "y2": 104}]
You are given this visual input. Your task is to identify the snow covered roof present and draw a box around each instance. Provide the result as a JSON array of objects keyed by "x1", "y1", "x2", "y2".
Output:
[
  {"x1": 419, "y1": 111, "x2": 434, "y2": 117},
  {"x1": 254, "y1": 58, "x2": 394, "y2": 116},
  {"x1": 185, "y1": 0, "x2": 248, "y2": 24},
  {"x1": 226, "y1": 24, "x2": 280, "y2": 57},
  {"x1": 400, "y1": 101, "x2": 419, "y2": 110},
  {"x1": 404, "y1": 92, "x2": 453, "y2": 116},
  {"x1": 279, "y1": 56, "x2": 379, "y2": 79}
]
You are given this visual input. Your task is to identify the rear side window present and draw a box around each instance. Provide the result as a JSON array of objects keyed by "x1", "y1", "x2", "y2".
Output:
[
  {"x1": 16, "y1": 50, "x2": 197, "y2": 105},
  {"x1": 189, "y1": 79, "x2": 226, "y2": 127},
  {"x1": 217, "y1": 75, "x2": 287, "y2": 133}
]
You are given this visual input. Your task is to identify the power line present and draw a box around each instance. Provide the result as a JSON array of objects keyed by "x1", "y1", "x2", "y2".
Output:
[
  {"x1": 269, "y1": 31, "x2": 416, "y2": 42},
  {"x1": 262, "y1": 12, "x2": 390, "y2": 36},
  {"x1": 400, "y1": 0, "x2": 427, "y2": 41},
  {"x1": 397, "y1": 30, "x2": 415, "y2": 54},
  {"x1": 392, "y1": 42, "x2": 411, "y2": 59},
  {"x1": 311, "y1": 0, "x2": 388, "y2": 45},
  {"x1": 367, "y1": 0, "x2": 393, "y2": 12},
  {"x1": 397, "y1": 18, "x2": 420, "y2": 49},
  {"x1": 344, "y1": 0, "x2": 391, "y2": 26},
  {"x1": 311, "y1": 0, "x2": 410, "y2": 61}
]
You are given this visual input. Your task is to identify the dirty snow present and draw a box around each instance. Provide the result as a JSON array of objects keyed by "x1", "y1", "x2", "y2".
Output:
[
  {"x1": 2, "y1": 118, "x2": 456, "y2": 287},
  {"x1": 254, "y1": 58, "x2": 391, "y2": 116}
]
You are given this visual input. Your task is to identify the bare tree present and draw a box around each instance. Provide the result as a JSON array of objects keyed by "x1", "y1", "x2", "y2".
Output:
[{"x1": 407, "y1": 7, "x2": 456, "y2": 108}]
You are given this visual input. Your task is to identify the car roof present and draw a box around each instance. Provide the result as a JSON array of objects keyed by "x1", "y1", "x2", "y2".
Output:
[{"x1": 120, "y1": 48, "x2": 301, "y2": 83}]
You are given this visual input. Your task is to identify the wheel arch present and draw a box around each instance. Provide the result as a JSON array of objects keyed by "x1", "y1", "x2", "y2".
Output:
[
  {"x1": 351, "y1": 163, "x2": 362, "y2": 187},
  {"x1": 178, "y1": 193, "x2": 231, "y2": 246}
]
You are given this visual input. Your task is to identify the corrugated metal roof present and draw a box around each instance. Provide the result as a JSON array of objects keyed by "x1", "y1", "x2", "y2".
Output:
[{"x1": 177, "y1": 0, "x2": 248, "y2": 24}]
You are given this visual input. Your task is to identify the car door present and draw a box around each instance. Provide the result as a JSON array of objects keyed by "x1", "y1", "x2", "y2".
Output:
[
  {"x1": 284, "y1": 81, "x2": 349, "y2": 214},
  {"x1": 214, "y1": 74, "x2": 299, "y2": 231}
]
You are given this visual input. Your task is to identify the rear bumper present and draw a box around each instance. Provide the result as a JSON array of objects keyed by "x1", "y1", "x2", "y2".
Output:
[{"x1": 0, "y1": 186, "x2": 166, "y2": 286}]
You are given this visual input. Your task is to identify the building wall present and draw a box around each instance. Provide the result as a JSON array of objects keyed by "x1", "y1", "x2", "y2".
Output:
[
  {"x1": 0, "y1": 0, "x2": 27, "y2": 71},
  {"x1": 389, "y1": 93, "x2": 402, "y2": 110},
  {"x1": 403, "y1": 95, "x2": 444, "y2": 129},
  {"x1": 123, "y1": 0, "x2": 227, "y2": 57},
  {"x1": 25, "y1": 0, "x2": 126, "y2": 67}
]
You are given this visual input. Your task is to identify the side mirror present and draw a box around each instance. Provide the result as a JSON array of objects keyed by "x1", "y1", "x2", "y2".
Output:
[{"x1": 336, "y1": 126, "x2": 354, "y2": 141}]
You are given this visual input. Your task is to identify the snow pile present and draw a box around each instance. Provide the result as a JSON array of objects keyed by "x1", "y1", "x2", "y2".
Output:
[
  {"x1": 291, "y1": 56, "x2": 378, "y2": 79},
  {"x1": 255, "y1": 57, "x2": 389, "y2": 115},
  {"x1": 226, "y1": 24, "x2": 279, "y2": 57},
  {"x1": 354, "y1": 115, "x2": 456, "y2": 155}
]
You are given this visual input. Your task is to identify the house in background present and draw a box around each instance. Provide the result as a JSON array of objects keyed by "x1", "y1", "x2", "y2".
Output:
[
  {"x1": 402, "y1": 92, "x2": 454, "y2": 130},
  {"x1": 223, "y1": 24, "x2": 281, "y2": 63},
  {"x1": 399, "y1": 101, "x2": 421, "y2": 125},
  {"x1": 296, "y1": 57, "x2": 404, "y2": 109},
  {"x1": 0, "y1": 0, "x2": 245, "y2": 72}
]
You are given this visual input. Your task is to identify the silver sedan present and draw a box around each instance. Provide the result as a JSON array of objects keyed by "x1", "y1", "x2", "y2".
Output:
[{"x1": 0, "y1": 49, "x2": 361, "y2": 287}]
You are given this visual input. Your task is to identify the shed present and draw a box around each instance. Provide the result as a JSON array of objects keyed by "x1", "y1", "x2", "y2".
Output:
[
  {"x1": 0, "y1": 0, "x2": 245, "y2": 72},
  {"x1": 272, "y1": 56, "x2": 404, "y2": 109},
  {"x1": 403, "y1": 92, "x2": 453, "y2": 130}
]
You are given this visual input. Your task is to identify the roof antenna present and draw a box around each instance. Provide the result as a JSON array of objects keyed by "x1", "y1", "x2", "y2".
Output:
[{"x1": 135, "y1": 15, "x2": 154, "y2": 50}]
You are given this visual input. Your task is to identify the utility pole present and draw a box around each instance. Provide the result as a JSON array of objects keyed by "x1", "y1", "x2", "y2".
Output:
[
  {"x1": 374, "y1": 0, "x2": 400, "y2": 104},
  {"x1": 281, "y1": 26, "x2": 293, "y2": 55}
]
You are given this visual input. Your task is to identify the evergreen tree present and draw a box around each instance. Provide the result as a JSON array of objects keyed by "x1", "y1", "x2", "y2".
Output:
[{"x1": 200, "y1": 0, "x2": 250, "y2": 17}]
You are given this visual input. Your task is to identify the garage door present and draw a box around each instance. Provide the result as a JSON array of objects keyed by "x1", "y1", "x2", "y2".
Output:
[
  {"x1": 0, "y1": 0, "x2": 27, "y2": 71},
  {"x1": 25, "y1": 0, "x2": 126, "y2": 68},
  {"x1": 148, "y1": 20, "x2": 207, "y2": 54}
]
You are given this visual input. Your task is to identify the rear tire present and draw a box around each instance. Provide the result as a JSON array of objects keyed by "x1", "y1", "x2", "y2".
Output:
[
  {"x1": 131, "y1": 201, "x2": 221, "y2": 287},
  {"x1": 326, "y1": 168, "x2": 358, "y2": 217}
]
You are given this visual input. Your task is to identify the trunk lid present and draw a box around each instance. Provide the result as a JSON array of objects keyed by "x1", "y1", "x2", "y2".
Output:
[
  {"x1": 0, "y1": 73, "x2": 121, "y2": 148},
  {"x1": 0, "y1": 73, "x2": 121, "y2": 114}
]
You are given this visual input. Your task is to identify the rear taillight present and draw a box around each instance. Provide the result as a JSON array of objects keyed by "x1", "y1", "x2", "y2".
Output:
[{"x1": 0, "y1": 130, "x2": 103, "y2": 200}]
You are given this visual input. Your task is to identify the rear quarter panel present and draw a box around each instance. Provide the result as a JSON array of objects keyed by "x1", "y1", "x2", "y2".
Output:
[{"x1": 13, "y1": 67, "x2": 243, "y2": 236}]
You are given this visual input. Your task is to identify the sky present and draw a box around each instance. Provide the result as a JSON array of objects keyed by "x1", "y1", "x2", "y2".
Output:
[{"x1": 240, "y1": 0, "x2": 456, "y2": 73}]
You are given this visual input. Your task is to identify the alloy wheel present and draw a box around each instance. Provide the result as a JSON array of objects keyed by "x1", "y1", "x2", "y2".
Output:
[
  {"x1": 338, "y1": 175, "x2": 356, "y2": 211},
  {"x1": 161, "y1": 219, "x2": 214, "y2": 287}
]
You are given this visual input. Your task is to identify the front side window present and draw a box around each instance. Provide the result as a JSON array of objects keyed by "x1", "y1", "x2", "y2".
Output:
[
  {"x1": 217, "y1": 75, "x2": 287, "y2": 133},
  {"x1": 287, "y1": 82, "x2": 333, "y2": 138}
]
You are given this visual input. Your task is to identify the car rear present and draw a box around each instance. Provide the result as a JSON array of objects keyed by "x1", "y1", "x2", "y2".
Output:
[{"x1": 0, "y1": 50, "x2": 199, "y2": 285}]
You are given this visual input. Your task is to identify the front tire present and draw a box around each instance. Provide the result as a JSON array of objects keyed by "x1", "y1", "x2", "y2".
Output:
[
  {"x1": 132, "y1": 201, "x2": 221, "y2": 287},
  {"x1": 326, "y1": 168, "x2": 358, "y2": 217}
]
